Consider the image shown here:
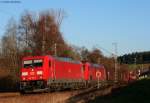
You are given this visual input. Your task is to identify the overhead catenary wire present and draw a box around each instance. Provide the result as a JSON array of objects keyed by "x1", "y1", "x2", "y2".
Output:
[
  {"x1": 95, "y1": 43, "x2": 119, "y2": 82},
  {"x1": 95, "y1": 44, "x2": 114, "y2": 56}
]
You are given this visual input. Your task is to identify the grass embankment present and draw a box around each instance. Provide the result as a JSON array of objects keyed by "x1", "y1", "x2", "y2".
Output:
[{"x1": 89, "y1": 79, "x2": 150, "y2": 103}]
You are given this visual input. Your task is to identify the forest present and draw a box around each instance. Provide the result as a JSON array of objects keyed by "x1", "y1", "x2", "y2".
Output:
[{"x1": 118, "y1": 51, "x2": 150, "y2": 64}]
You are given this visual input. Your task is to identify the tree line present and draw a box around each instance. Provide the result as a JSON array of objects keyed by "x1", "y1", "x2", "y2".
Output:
[{"x1": 118, "y1": 51, "x2": 150, "y2": 64}]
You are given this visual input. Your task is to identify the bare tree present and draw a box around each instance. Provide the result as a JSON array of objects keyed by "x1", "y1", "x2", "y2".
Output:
[
  {"x1": 1, "y1": 18, "x2": 18, "y2": 75},
  {"x1": 80, "y1": 47, "x2": 90, "y2": 61},
  {"x1": 87, "y1": 48, "x2": 103, "y2": 63},
  {"x1": 17, "y1": 11, "x2": 36, "y2": 52},
  {"x1": 17, "y1": 9, "x2": 68, "y2": 56}
]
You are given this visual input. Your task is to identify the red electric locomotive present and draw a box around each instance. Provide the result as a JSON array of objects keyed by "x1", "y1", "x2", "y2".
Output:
[
  {"x1": 82, "y1": 63, "x2": 106, "y2": 85},
  {"x1": 20, "y1": 55, "x2": 107, "y2": 93}
]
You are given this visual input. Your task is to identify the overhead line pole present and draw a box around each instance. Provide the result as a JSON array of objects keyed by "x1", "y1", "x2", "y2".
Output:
[
  {"x1": 95, "y1": 43, "x2": 118, "y2": 82},
  {"x1": 54, "y1": 43, "x2": 57, "y2": 56},
  {"x1": 112, "y1": 42, "x2": 118, "y2": 82}
]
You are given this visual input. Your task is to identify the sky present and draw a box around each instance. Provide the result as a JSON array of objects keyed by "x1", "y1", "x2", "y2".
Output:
[{"x1": 0, "y1": 0, "x2": 150, "y2": 56}]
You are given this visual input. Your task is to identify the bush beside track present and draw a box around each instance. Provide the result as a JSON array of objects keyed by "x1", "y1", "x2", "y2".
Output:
[
  {"x1": 89, "y1": 79, "x2": 150, "y2": 103},
  {"x1": 0, "y1": 75, "x2": 19, "y2": 92}
]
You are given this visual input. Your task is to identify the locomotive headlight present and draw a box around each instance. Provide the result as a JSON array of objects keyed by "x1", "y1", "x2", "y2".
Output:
[
  {"x1": 37, "y1": 71, "x2": 43, "y2": 75},
  {"x1": 22, "y1": 72, "x2": 28, "y2": 76}
]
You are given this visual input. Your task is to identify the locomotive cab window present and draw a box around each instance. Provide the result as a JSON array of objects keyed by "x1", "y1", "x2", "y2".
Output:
[
  {"x1": 33, "y1": 59, "x2": 43, "y2": 67},
  {"x1": 23, "y1": 60, "x2": 33, "y2": 68}
]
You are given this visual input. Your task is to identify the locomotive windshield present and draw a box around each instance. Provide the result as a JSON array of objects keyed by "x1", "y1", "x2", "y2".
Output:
[
  {"x1": 33, "y1": 59, "x2": 43, "y2": 67},
  {"x1": 23, "y1": 59, "x2": 43, "y2": 68},
  {"x1": 23, "y1": 60, "x2": 32, "y2": 68}
]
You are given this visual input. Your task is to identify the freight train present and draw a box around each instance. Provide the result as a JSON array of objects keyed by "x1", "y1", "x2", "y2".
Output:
[{"x1": 20, "y1": 55, "x2": 107, "y2": 93}]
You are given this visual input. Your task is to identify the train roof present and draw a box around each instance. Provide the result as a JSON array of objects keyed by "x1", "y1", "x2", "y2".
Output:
[
  {"x1": 22, "y1": 55, "x2": 81, "y2": 64},
  {"x1": 90, "y1": 63, "x2": 104, "y2": 68},
  {"x1": 22, "y1": 55, "x2": 104, "y2": 67},
  {"x1": 53, "y1": 56, "x2": 81, "y2": 64}
]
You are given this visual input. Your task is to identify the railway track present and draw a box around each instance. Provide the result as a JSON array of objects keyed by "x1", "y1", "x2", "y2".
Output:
[{"x1": 0, "y1": 83, "x2": 126, "y2": 103}]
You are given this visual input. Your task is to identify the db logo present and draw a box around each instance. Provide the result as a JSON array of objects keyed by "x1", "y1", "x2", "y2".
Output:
[{"x1": 96, "y1": 71, "x2": 101, "y2": 78}]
